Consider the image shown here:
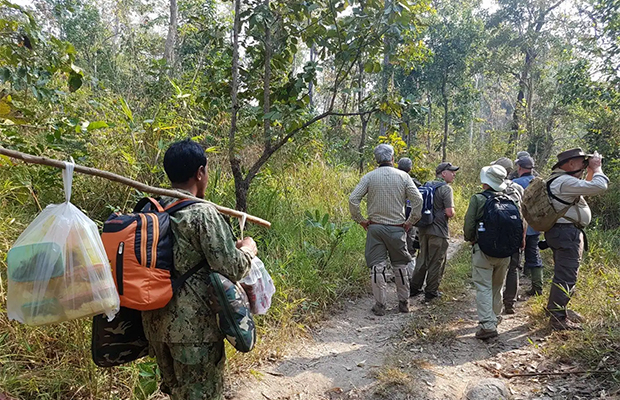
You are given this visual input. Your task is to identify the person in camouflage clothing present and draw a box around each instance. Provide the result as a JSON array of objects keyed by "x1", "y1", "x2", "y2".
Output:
[{"x1": 142, "y1": 139, "x2": 257, "y2": 400}]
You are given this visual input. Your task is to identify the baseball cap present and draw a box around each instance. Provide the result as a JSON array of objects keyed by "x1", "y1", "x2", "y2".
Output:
[
  {"x1": 516, "y1": 156, "x2": 535, "y2": 169},
  {"x1": 436, "y1": 162, "x2": 460, "y2": 175}
]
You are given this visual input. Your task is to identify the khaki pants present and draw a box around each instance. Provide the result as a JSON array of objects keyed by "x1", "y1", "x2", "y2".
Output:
[
  {"x1": 411, "y1": 234, "x2": 449, "y2": 296},
  {"x1": 365, "y1": 224, "x2": 412, "y2": 305},
  {"x1": 471, "y1": 244, "x2": 510, "y2": 330}
]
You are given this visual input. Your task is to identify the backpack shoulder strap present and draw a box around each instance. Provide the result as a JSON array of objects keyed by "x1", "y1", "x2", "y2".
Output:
[
  {"x1": 172, "y1": 259, "x2": 209, "y2": 293},
  {"x1": 478, "y1": 191, "x2": 495, "y2": 200},
  {"x1": 165, "y1": 199, "x2": 202, "y2": 214},
  {"x1": 133, "y1": 197, "x2": 165, "y2": 213},
  {"x1": 546, "y1": 174, "x2": 576, "y2": 206}
]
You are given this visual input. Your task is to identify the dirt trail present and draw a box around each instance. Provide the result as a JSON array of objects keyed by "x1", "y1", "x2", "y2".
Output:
[{"x1": 228, "y1": 239, "x2": 607, "y2": 400}]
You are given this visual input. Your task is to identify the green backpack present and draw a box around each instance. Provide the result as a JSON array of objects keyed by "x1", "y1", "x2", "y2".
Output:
[{"x1": 206, "y1": 271, "x2": 256, "y2": 353}]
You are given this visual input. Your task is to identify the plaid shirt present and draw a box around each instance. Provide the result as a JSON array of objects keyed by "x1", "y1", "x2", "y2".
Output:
[{"x1": 349, "y1": 165, "x2": 423, "y2": 226}]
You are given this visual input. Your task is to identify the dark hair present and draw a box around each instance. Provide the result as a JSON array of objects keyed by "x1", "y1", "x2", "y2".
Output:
[{"x1": 163, "y1": 139, "x2": 207, "y2": 183}]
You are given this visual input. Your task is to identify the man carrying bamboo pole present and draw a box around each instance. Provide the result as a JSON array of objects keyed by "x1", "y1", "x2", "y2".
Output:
[{"x1": 142, "y1": 139, "x2": 258, "y2": 400}]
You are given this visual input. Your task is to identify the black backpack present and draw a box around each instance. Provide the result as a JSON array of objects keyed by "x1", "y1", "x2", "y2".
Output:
[
  {"x1": 477, "y1": 191, "x2": 523, "y2": 258},
  {"x1": 414, "y1": 181, "x2": 446, "y2": 227}
]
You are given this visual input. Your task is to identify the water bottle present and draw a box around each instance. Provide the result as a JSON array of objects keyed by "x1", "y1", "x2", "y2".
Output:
[{"x1": 478, "y1": 222, "x2": 485, "y2": 232}]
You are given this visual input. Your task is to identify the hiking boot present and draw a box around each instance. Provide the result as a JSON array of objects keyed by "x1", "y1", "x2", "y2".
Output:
[
  {"x1": 371, "y1": 302, "x2": 386, "y2": 316},
  {"x1": 475, "y1": 328, "x2": 498, "y2": 340},
  {"x1": 410, "y1": 288, "x2": 422, "y2": 298},
  {"x1": 566, "y1": 309, "x2": 585, "y2": 323},
  {"x1": 525, "y1": 288, "x2": 542, "y2": 296},
  {"x1": 398, "y1": 301, "x2": 409, "y2": 313},
  {"x1": 549, "y1": 317, "x2": 583, "y2": 331},
  {"x1": 423, "y1": 291, "x2": 442, "y2": 303},
  {"x1": 503, "y1": 305, "x2": 515, "y2": 315}
]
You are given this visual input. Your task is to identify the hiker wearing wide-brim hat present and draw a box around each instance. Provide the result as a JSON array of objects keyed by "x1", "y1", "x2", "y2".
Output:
[
  {"x1": 465, "y1": 164, "x2": 525, "y2": 340},
  {"x1": 490, "y1": 159, "x2": 526, "y2": 316},
  {"x1": 544, "y1": 149, "x2": 608, "y2": 331}
]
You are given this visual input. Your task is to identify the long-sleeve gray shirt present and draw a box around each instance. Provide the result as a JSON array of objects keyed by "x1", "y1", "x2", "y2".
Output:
[{"x1": 349, "y1": 165, "x2": 423, "y2": 226}]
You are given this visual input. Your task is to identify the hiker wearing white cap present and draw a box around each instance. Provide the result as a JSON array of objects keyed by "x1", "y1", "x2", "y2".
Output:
[{"x1": 464, "y1": 165, "x2": 524, "y2": 339}]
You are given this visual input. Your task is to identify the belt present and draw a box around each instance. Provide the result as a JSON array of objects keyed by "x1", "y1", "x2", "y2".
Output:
[{"x1": 368, "y1": 221, "x2": 406, "y2": 228}]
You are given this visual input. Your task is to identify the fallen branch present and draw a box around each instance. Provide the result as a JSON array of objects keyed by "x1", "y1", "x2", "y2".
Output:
[
  {"x1": 501, "y1": 369, "x2": 617, "y2": 378},
  {"x1": 477, "y1": 363, "x2": 616, "y2": 379},
  {"x1": 0, "y1": 146, "x2": 271, "y2": 228}
]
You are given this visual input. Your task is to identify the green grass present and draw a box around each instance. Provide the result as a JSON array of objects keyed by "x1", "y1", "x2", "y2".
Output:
[{"x1": 526, "y1": 228, "x2": 620, "y2": 377}]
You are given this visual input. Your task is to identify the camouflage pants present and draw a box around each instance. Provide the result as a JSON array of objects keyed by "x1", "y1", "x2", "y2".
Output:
[{"x1": 150, "y1": 341, "x2": 226, "y2": 400}]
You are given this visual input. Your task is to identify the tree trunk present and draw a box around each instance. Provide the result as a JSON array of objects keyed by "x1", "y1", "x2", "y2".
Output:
[
  {"x1": 358, "y1": 117, "x2": 368, "y2": 174},
  {"x1": 441, "y1": 80, "x2": 449, "y2": 162},
  {"x1": 427, "y1": 92, "x2": 432, "y2": 151},
  {"x1": 308, "y1": 44, "x2": 316, "y2": 109},
  {"x1": 164, "y1": 0, "x2": 178, "y2": 67},
  {"x1": 229, "y1": 0, "x2": 245, "y2": 211},
  {"x1": 263, "y1": 0, "x2": 272, "y2": 151}
]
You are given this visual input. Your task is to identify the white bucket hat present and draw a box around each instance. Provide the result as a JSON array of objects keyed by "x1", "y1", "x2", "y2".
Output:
[{"x1": 480, "y1": 165, "x2": 507, "y2": 192}]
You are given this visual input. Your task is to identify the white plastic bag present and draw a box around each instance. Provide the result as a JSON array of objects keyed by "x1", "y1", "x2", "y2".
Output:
[
  {"x1": 7, "y1": 162, "x2": 120, "y2": 325},
  {"x1": 240, "y1": 257, "x2": 275, "y2": 315}
]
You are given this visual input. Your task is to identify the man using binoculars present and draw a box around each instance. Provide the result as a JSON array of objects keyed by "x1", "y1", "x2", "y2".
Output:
[{"x1": 545, "y1": 148, "x2": 608, "y2": 330}]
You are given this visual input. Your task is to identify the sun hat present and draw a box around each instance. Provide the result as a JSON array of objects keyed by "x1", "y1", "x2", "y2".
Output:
[
  {"x1": 490, "y1": 157, "x2": 514, "y2": 174},
  {"x1": 480, "y1": 165, "x2": 507, "y2": 192},
  {"x1": 552, "y1": 148, "x2": 592, "y2": 169}
]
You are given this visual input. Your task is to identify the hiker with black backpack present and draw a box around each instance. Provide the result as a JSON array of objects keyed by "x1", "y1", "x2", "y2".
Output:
[
  {"x1": 349, "y1": 145, "x2": 423, "y2": 316},
  {"x1": 464, "y1": 165, "x2": 524, "y2": 340},
  {"x1": 540, "y1": 149, "x2": 608, "y2": 331},
  {"x1": 409, "y1": 162, "x2": 458, "y2": 302},
  {"x1": 141, "y1": 140, "x2": 258, "y2": 399},
  {"x1": 490, "y1": 157, "x2": 525, "y2": 315}
]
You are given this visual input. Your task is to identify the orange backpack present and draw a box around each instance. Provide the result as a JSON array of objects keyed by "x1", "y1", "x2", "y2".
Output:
[{"x1": 101, "y1": 198, "x2": 203, "y2": 311}]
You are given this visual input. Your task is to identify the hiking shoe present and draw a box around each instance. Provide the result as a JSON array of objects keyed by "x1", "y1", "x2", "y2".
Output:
[
  {"x1": 398, "y1": 301, "x2": 409, "y2": 313},
  {"x1": 566, "y1": 310, "x2": 585, "y2": 323},
  {"x1": 410, "y1": 289, "x2": 422, "y2": 298},
  {"x1": 371, "y1": 302, "x2": 386, "y2": 316},
  {"x1": 503, "y1": 305, "x2": 515, "y2": 315},
  {"x1": 549, "y1": 317, "x2": 583, "y2": 331},
  {"x1": 475, "y1": 328, "x2": 498, "y2": 340}
]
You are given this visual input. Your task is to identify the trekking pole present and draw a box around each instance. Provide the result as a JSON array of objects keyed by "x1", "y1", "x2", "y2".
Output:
[{"x1": 0, "y1": 146, "x2": 271, "y2": 228}]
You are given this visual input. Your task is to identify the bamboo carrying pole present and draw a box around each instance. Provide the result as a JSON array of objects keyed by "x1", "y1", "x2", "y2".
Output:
[{"x1": 0, "y1": 147, "x2": 271, "y2": 228}]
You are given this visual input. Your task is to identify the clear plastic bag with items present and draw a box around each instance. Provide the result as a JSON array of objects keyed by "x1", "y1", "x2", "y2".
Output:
[
  {"x1": 7, "y1": 162, "x2": 120, "y2": 325},
  {"x1": 239, "y1": 257, "x2": 275, "y2": 315}
]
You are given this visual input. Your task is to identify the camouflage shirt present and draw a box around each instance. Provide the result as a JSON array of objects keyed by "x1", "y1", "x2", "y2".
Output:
[{"x1": 142, "y1": 192, "x2": 253, "y2": 343}]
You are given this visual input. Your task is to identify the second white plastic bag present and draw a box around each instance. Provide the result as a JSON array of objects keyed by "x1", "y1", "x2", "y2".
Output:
[{"x1": 240, "y1": 257, "x2": 275, "y2": 315}]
